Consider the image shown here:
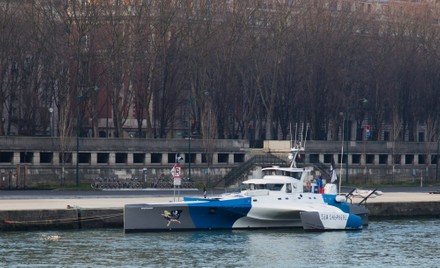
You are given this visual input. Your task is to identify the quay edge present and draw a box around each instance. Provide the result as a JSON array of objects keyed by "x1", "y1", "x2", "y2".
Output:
[
  {"x1": 0, "y1": 208, "x2": 123, "y2": 231},
  {"x1": 1, "y1": 201, "x2": 440, "y2": 231}
]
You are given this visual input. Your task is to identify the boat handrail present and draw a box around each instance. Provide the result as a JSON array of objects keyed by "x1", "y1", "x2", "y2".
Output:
[{"x1": 358, "y1": 188, "x2": 378, "y2": 205}]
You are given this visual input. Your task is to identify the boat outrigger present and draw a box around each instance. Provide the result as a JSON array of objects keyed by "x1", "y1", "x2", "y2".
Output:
[{"x1": 124, "y1": 143, "x2": 371, "y2": 232}]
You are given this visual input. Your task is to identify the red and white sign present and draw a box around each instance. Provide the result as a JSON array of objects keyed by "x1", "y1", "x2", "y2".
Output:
[
  {"x1": 171, "y1": 165, "x2": 182, "y2": 186},
  {"x1": 172, "y1": 165, "x2": 182, "y2": 178}
]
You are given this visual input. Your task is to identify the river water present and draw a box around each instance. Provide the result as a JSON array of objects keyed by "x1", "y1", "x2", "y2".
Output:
[{"x1": 1, "y1": 219, "x2": 438, "y2": 268}]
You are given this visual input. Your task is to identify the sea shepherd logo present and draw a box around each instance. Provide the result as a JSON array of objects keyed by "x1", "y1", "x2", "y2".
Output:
[
  {"x1": 161, "y1": 210, "x2": 182, "y2": 226},
  {"x1": 319, "y1": 213, "x2": 348, "y2": 221}
]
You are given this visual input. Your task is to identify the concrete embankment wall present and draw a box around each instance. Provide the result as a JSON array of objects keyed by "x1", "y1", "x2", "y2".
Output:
[
  {"x1": 0, "y1": 208, "x2": 123, "y2": 231},
  {"x1": 367, "y1": 201, "x2": 440, "y2": 219},
  {"x1": 1, "y1": 202, "x2": 439, "y2": 231}
]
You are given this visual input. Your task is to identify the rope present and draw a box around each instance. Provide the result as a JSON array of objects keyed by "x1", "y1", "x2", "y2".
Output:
[{"x1": 3, "y1": 212, "x2": 123, "y2": 225}]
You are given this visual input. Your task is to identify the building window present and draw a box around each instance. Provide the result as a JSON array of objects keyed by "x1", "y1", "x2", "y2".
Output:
[
  {"x1": 218, "y1": 153, "x2": 228, "y2": 163},
  {"x1": 366, "y1": 154, "x2": 374, "y2": 164},
  {"x1": 79, "y1": 153, "x2": 91, "y2": 164},
  {"x1": 234, "y1": 153, "x2": 244, "y2": 163},
  {"x1": 97, "y1": 153, "x2": 109, "y2": 164},
  {"x1": 379, "y1": 154, "x2": 388, "y2": 164},
  {"x1": 134, "y1": 153, "x2": 145, "y2": 164},
  {"x1": 40, "y1": 152, "x2": 53, "y2": 164},
  {"x1": 20, "y1": 152, "x2": 33, "y2": 163},
  {"x1": 115, "y1": 153, "x2": 127, "y2": 164},
  {"x1": 151, "y1": 153, "x2": 162, "y2": 164}
]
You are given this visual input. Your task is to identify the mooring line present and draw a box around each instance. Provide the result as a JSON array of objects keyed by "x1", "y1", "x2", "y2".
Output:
[{"x1": 3, "y1": 212, "x2": 123, "y2": 225}]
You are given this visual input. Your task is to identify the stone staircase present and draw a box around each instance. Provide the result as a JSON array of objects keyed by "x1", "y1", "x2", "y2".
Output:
[{"x1": 217, "y1": 151, "x2": 333, "y2": 188}]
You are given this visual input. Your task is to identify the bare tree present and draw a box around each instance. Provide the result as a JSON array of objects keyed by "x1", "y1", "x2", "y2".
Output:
[{"x1": 0, "y1": 1, "x2": 24, "y2": 135}]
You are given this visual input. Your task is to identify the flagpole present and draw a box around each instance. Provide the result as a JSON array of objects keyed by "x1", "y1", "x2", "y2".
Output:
[
  {"x1": 340, "y1": 117, "x2": 345, "y2": 194},
  {"x1": 339, "y1": 147, "x2": 343, "y2": 194}
]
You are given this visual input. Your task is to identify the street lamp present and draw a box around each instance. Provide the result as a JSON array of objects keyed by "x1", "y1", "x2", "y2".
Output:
[
  {"x1": 49, "y1": 107, "x2": 54, "y2": 137},
  {"x1": 76, "y1": 96, "x2": 82, "y2": 187},
  {"x1": 345, "y1": 98, "x2": 368, "y2": 185}
]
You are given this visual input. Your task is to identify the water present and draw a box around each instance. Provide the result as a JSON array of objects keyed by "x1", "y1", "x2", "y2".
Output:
[{"x1": 1, "y1": 219, "x2": 439, "y2": 268}]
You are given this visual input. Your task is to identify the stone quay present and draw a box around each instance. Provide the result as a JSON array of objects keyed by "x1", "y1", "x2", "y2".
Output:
[{"x1": 1, "y1": 190, "x2": 439, "y2": 231}]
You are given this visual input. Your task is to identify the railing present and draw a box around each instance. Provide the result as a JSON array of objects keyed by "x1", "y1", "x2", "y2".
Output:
[
  {"x1": 91, "y1": 176, "x2": 194, "y2": 189},
  {"x1": 311, "y1": 162, "x2": 331, "y2": 181},
  {"x1": 222, "y1": 154, "x2": 287, "y2": 187}
]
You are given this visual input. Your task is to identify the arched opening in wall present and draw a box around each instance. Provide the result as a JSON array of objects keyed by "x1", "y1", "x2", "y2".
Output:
[
  {"x1": 418, "y1": 155, "x2": 426, "y2": 165},
  {"x1": 20, "y1": 152, "x2": 33, "y2": 163},
  {"x1": 383, "y1": 131, "x2": 390, "y2": 141},
  {"x1": 79, "y1": 153, "x2": 91, "y2": 164},
  {"x1": 234, "y1": 153, "x2": 244, "y2": 163},
  {"x1": 379, "y1": 154, "x2": 388, "y2": 164},
  {"x1": 97, "y1": 153, "x2": 109, "y2": 164},
  {"x1": 0, "y1": 152, "x2": 13, "y2": 163},
  {"x1": 217, "y1": 153, "x2": 228, "y2": 163},
  {"x1": 338, "y1": 154, "x2": 346, "y2": 164},
  {"x1": 116, "y1": 153, "x2": 127, "y2": 164},
  {"x1": 366, "y1": 154, "x2": 374, "y2": 164},
  {"x1": 352, "y1": 154, "x2": 361, "y2": 164},
  {"x1": 418, "y1": 132, "x2": 424, "y2": 142},
  {"x1": 185, "y1": 153, "x2": 195, "y2": 163},
  {"x1": 59, "y1": 152, "x2": 72, "y2": 164},
  {"x1": 405, "y1": 155, "x2": 414, "y2": 165},
  {"x1": 324, "y1": 154, "x2": 332, "y2": 164},
  {"x1": 40, "y1": 152, "x2": 53, "y2": 164},
  {"x1": 151, "y1": 153, "x2": 162, "y2": 164},
  {"x1": 393, "y1": 154, "x2": 401, "y2": 165},
  {"x1": 431, "y1": 155, "x2": 438, "y2": 165},
  {"x1": 168, "y1": 153, "x2": 180, "y2": 164},
  {"x1": 309, "y1": 154, "x2": 319, "y2": 163},
  {"x1": 133, "y1": 153, "x2": 145, "y2": 164}
]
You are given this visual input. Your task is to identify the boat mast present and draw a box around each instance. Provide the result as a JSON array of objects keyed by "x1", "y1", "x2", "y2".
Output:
[{"x1": 289, "y1": 123, "x2": 307, "y2": 168}]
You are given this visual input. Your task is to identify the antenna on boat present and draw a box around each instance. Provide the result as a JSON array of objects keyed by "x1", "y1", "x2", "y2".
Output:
[
  {"x1": 289, "y1": 123, "x2": 293, "y2": 150},
  {"x1": 289, "y1": 123, "x2": 306, "y2": 168}
]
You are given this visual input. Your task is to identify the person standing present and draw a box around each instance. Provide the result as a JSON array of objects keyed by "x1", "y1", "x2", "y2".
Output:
[{"x1": 316, "y1": 176, "x2": 323, "y2": 194}]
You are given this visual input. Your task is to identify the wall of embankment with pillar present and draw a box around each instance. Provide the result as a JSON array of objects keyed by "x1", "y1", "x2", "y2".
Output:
[{"x1": 0, "y1": 137, "x2": 439, "y2": 188}]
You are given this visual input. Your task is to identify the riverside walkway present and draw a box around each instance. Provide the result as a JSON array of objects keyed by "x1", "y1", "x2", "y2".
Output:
[
  {"x1": 0, "y1": 191, "x2": 440, "y2": 211},
  {"x1": 1, "y1": 187, "x2": 440, "y2": 210}
]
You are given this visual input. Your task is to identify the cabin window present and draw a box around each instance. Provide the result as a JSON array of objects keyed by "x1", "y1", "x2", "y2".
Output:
[
  {"x1": 248, "y1": 184, "x2": 265, "y2": 190},
  {"x1": 263, "y1": 170, "x2": 302, "y2": 180},
  {"x1": 284, "y1": 171, "x2": 301, "y2": 179},
  {"x1": 286, "y1": 183, "x2": 292, "y2": 193},
  {"x1": 266, "y1": 184, "x2": 283, "y2": 191}
]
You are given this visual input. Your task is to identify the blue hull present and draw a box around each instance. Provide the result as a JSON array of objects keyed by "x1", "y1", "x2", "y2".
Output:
[{"x1": 124, "y1": 195, "x2": 368, "y2": 232}]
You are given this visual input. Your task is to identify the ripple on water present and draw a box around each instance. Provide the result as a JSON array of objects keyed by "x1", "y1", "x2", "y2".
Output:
[{"x1": 0, "y1": 219, "x2": 439, "y2": 268}]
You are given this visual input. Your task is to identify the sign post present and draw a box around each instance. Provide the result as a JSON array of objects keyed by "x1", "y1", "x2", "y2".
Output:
[{"x1": 171, "y1": 165, "x2": 182, "y2": 201}]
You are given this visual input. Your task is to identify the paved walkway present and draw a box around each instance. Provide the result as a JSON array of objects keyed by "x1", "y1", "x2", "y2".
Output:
[
  {"x1": 0, "y1": 196, "x2": 176, "y2": 211},
  {"x1": 1, "y1": 191, "x2": 440, "y2": 211}
]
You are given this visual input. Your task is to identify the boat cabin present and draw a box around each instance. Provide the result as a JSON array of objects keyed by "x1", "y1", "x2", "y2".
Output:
[{"x1": 240, "y1": 166, "x2": 312, "y2": 196}]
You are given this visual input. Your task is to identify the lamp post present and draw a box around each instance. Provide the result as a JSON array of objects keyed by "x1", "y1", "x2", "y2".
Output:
[
  {"x1": 76, "y1": 95, "x2": 81, "y2": 187},
  {"x1": 436, "y1": 119, "x2": 439, "y2": 182},
  {"x1": 76, "y1": 86, "x2": 99, "y2": 187},
  {"x1": 187, "y1": 97, "x2": 194, "y2": 180},
  {"x1": 106, "y1": 93, "x2": 110, "y2": 138},
  {"x1": 345, "y1": 98, "x2": 368, "y2": 185}
]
